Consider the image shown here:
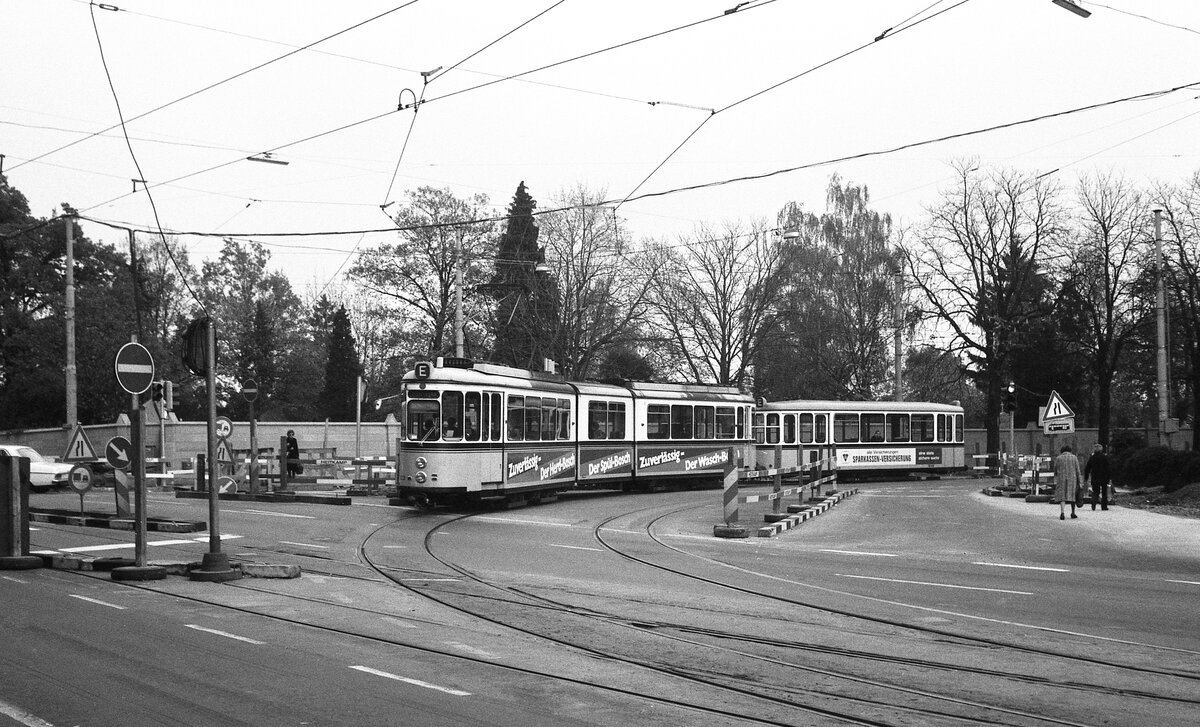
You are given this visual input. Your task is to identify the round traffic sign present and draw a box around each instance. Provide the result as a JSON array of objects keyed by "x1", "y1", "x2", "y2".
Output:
[
  {"x1": 114, "y1": 342, "x2": 155, "y2": 395},
  {"x1": 69, "y1": 464, "x2": 93, "y2": 494},
  {"x1": 105, "y1": 436, "x2": 132, "y2": 470},
  {"x1": 217, "y1": 476, "x2": 239, "y2": 494},
  {"x1": 241, "y1": 378, "x2": 258, "y2": 403},
  {"x1": 215, "y1": 416, "x2": 233, "y2": 439}
]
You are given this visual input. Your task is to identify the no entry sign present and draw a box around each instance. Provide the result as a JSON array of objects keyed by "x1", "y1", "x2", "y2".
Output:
[{"x1": 114, "y1": 342, "x2": 155, "y2": 395}]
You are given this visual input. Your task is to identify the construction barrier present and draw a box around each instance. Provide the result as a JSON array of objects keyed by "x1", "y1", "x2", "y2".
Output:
[{"x1": 715, "y1": 447, "x2": 841, "y2": 538}]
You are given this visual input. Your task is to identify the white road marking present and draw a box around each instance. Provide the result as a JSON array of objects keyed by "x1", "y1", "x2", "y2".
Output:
[
  {"x1": 821, "y1": 549, "x2": 898, "y2": 557},
  {"x1": 2, "y1": 576, "x2": 29, "y2": 584},
  {"x1": 399, "y1": 578, "x2": 460, "y2": 582},
  {"x1": 185, "y1": 625, "x2": 265, "y2": 644},
  {"x1": 473, "y1": 516, "x2": 573, "y2": 528},
  {"x1": 0, "y1": 697, "x2": 57, "y2": 727},
  {"x1": 1167, "y1": 579, "x2": 1200, "y2": 586},
  {"x1": 69, "y1": 594, "x2": 126, "y2": 609},
  {"x1": 45, "y1": 535, "x2": 242, "y2": 554},
  {"x1": 350, "y1": 665, "x2": 471, "y2": 696},
  {"x1": 380, "y1": 616, "x2": 418, "y2": 629},
  {"x1": 974, "y1": 562, "x2": 1068, "y2": 572},
  {"x1": 279, "y1": 541, "x2": 329, "y2": 549},
  {"x1": 549, "y1": 544, "x2": 603, "y2": 552},
  {"x1": 229, "y1": 509, "x2": 315, "y2": 519},
  {"x1": 837, "y1": 574, "x2": 1034, "y2": 595},
  {"x1": 382, "y1": 545, "x2": 407, "y2": 549},
  {"x1": 444, "y1": 642, "x2": 500, "y2": 659}
]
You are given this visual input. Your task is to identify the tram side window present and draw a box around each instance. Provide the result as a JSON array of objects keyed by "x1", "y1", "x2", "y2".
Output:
[
  {"x1": 464, "y1": 393, "x2": 481, "y2": 441},
  {"x1": 716, "y1": 407, "x2": 736, "y2": 439},
  {"x1": 737, "y1": 407, "x2": 746, "y2": 439},
  {"x1": 541, "y1": 398, "x2": 556, "y2": 441},
  {"x1": 815, "y1": 413, "x2": 828, "y2": 444},
  {"x1": 647, "y1": 405, "x2": 670, "y2": 439},
  {"x1": 489, "y1": 393, "x2": 502, "y2": 441},
  {"x1": 955, "y1": 414, "x2": 964, "y2": 443},
  {"x1": 610, "y1": 402, "x2": 626, "y2": 439},
  {"x1": 862, "y1": 413, "x2": 885, "y2": 442},
  {"x1": 766, "y1": 413, "x2": 781, "y2": 444},
  {"x1": 558, "y1": 398, "x2": 571, "y2": 440},
  {"x1": 798, "y1": 413, "x2": 814, "y2": 443},
  {"x1": 588, "y1": 401, "x2": 608, "y2": 439},
  {"x1": 671, "y1": 405, "x2": 694, "y2": 439},
  {"x1": 442, "y1": 391, "x2": 464, "y2": 440},
  {"x1": 936, "y1": 414, "x2": 949, "y2": 442},
  {"x1": 695, "y1": 406, "x2": 716, "y2": 439},
  {"x1": 526, "y1": 396, "x2": 543, "y2": 441},
  {"x1": 784, "y1": 414, "x2": 796, "y2": 444},
  {"x1": 407, "y1": 400, "x2": 440, "y2": 441},
  {"x1": 833, "y1": 413, "x2": 860, "y2": 443},
  {"x1": 887, "y1": 413, "x2": 910, "y2": 442},
  {"x1": 751, "y1": 413, "x2": 765, "y2": 444},
  {"x1": 911, "y1": 413, "x2": 935, "y2": 442},
  {"x1": 507, "y1": 395, "x2": 525, "y2": 441}
]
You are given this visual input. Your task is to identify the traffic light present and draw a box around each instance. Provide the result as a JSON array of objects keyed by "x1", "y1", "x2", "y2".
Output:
[
  {"x1": 1004, "y1": 382, "x2": 1016, "y2": 413},
  {"x1": 163, "y1": 381, "x2": 174, "y2": 411},
  {"x1": 151, "y1": 381, "x2": 164, "y2": 402}
]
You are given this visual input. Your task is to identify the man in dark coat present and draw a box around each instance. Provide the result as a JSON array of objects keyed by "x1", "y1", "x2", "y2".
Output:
[{"x1": 1084, "y1": 443, "x2": 1111, "y2": 511}]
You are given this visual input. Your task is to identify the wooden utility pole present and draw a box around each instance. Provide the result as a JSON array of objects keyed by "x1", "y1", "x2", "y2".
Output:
[{"x1": 65, "y1": 216, "x2": 77, "y2": 427}]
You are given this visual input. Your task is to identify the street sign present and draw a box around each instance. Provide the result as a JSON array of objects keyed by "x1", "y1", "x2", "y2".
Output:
[
  {"x1": 1043, "y1": 419, "x2": 1076, "y2": 435},
  {"x1": 241, "y1": 379, "x2": 258, "y2": 403},
  {"x1": 215, "y1": 416, "x2": 233, "y2": 440},
  {"x1": 215, "y1": 436, "x2": 234, "y2": 464},
  {"x1": 1041, "y1": 390, "x2": 1075, "y2": 422},
  {"x1": 114, "y1": 342, "x2": 155, "y2": 395},
  {"x1": 217, "y1": 476, "x2": 238, "y2": 494},
  {"x1": 105, "y1": 436, "x2": 132, "y2": 470},
  {"x1": 68, "y1": 464, "x2": 93, "y2": 494},
  {"x1": 62, "y1": 424, "x2": 97, "y2": 462}
]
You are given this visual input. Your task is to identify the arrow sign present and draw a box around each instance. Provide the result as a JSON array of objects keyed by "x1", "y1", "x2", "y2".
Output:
[
  {"x1": 105, "y1": 436, "x2": 132, "y2": 470},
  {"x1": 114, "y1": 342, "x2": 155, "y2": 395}
]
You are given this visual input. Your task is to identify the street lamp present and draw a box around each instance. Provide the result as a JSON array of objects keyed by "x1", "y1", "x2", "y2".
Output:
[{"x1": 1052, "y1": 0, "x2": 1091, "y2": 18}]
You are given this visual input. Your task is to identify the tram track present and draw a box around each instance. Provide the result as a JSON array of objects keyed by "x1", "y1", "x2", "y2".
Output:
[{"x1": 370, "y1": 507, "x2": 1137, "y2": 727}]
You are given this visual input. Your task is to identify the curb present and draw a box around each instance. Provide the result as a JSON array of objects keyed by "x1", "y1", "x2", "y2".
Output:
[
  {"x1": 39, "y1": 553, "x2": 301, "y2": 579},
  {"x1": 755, "y1": 488, "x2": 858, "y2": 537},
  {"x1": 29, "y1": 509, "x2": 205, "y2": 533},
  {"x1": 174, "y1": 491, "x2": 351, "y2": 506}
]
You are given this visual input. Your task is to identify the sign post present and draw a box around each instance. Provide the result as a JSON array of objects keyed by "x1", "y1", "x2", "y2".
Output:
[
  {"x1": 190, "y1": 318, "x2": 240, "y2": 582},
  {"x1": 242, "y1": 380, "x2": 259, "y2": 494},
  {"x1": 110, "y1": 342, "x2": 164, "y2": 582}
]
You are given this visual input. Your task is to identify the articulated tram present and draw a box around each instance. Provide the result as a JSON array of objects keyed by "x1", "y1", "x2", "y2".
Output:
[
  {"x1": 752, "y1": 399, "x2": 966, "y2": 479},
  {"x1": 394, "y1": 357, "x2": 754, "y2": 506}
]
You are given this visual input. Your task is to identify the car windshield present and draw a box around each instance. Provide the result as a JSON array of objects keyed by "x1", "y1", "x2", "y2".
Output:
[{"x1": 14, "y1": 447, "x2": 45, "y2": 462}]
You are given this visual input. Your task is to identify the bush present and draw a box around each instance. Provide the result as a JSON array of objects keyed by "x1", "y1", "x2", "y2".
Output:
[{"x1": 1113, "y1": 446, "x2": 1200, "y2": 493}]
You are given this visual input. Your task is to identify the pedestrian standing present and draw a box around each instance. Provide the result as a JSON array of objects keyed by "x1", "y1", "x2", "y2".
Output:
[
  {"x1": 1054, "y1": 445, "x2": 1083, "y2": 520},
  {"x1": 286, "y1": 430, "x2": 301, "y2": 477},
  {"x1": 1084, "y1": 443, "x2": 1111, "y2": 511}
]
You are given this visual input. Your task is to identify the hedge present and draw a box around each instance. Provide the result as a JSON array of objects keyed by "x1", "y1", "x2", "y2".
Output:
[{"x1": 1112, "y1": 446, "x2": 1200, "y2": 492}]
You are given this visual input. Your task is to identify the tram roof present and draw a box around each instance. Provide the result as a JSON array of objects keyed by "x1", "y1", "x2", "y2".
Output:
[{"x1": 760, "y1": 399, "x2": 963, "y2": 413}]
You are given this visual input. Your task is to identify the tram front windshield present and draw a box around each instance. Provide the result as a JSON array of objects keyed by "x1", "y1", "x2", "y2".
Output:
[{"x1": 407, "y1": 400, "x2": 440, "y2": 441}]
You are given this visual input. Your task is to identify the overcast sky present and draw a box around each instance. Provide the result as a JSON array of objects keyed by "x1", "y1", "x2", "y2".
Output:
[{"x1": 5, "y1": 0, "x2": 1199, "y2": 301}]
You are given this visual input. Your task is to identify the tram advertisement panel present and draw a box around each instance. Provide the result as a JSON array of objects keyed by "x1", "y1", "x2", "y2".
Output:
[
  {"x1": 505, "y1": 447, "x2": 577, "y2": 485},
  {"x1": 635, "y1": 445, "x2": 731, "y2": 475},
  {"x1": 579, "y1": 446, "x2": 634, "y2": 480},
  {"x1": 839, "y1": 447, "x2": 942, "y2": 467}
]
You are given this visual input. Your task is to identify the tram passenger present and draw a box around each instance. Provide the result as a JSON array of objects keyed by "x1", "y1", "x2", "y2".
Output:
[{"x1": 443, "y1": 417, "x2": 459, "y2": 438}]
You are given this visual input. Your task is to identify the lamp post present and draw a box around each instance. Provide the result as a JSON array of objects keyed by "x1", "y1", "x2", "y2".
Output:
[{"x1": 1152, "y1": 208, "x2": 1169, "y2": 446}]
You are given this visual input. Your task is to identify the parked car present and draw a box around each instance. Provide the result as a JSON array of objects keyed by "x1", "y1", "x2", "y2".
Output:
[{"x1": 0, "y1": 444, "x2": 74, "y2": 492}]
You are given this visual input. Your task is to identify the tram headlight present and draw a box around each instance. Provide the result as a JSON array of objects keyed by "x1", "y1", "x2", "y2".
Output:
[
  {"x1": 414, "y1": 471, "x2": 427, "y2": 484},
  {"x1": 415, "y1": 457, "x2": 427, "y2": 469}
]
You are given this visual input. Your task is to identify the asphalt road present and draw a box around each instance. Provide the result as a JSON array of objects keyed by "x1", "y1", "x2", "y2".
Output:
[{"x1": 4, "y1": 478, "x2": 1199, "y2": 726}]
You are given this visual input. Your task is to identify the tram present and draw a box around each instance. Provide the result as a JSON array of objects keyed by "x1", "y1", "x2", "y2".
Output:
[
  {"x1": 752, "y1": 399, "x2": 966, "y2": 479},
  {"x1": 394, "y1": 357, "x2": 755, "y2": 506}
]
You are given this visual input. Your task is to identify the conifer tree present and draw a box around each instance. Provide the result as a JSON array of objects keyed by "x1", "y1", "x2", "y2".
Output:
[
  {"x1": 318, "y1": 305, "x2": 362, "y2": 420},
  {"x1": 491, "y1": 181, "x2": 557, "y2": 369}
]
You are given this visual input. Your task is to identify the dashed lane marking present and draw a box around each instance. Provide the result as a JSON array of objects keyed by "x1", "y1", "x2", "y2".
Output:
[
  {"x1": 228, "y1": 509, "x2": 315, "y2": 519},
  {"x1": 279, "y1": 541, "x2": 330, "y2": 549},
  {"x1": 185, "y1": 625, "x2": 265, "y2": 645},
  {"x1": 472, "y1": 516, "x2": 573, "y2": 528},
  {"x1": 0, "y1": 697, "x2": 57, "y2": 727},
  {"x1": 820, "y1": 549, "x2": 898, "y2": 557},
  {"x1": 837, "y1": 574, "x2": 1034, "y2": 595},
  {"x1": 69, "y1": 594, "x2": 126, "y2": 609},
  {"x1": 549, "y1": 544, "x2": 603, "y2": 552},
  {"x1": 974, "y1": 562, "x2": 1069, "y2": 572},
  {"x1": 2, "y1": 576, "x2": 30, "y2": 584},
  {"x1": 1167, "y1": 579, "x2": 1200, "y2": 586},
  {"x1": 350, "y1": 665, "x2": 471, "y2": 696},
  {"x1": 444, "y1": 642, "x2": 500, "y2": 660}
]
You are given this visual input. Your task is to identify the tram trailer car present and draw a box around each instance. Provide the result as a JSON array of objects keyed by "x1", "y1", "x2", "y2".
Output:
[
  {"x1": 752, "y1": 399, "x2": 966, "y2": 480},
  {"x1": 395, "y1": 357, "x2": 754, "y2": 507}
]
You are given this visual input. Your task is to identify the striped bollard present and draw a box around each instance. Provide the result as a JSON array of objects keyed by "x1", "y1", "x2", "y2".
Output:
[
  {"x1": 713, "y1": 447, "x2": 749, "y2": 538},
  {"x1": 114, "y1": 470, "x2": 132, "y2": 518}
]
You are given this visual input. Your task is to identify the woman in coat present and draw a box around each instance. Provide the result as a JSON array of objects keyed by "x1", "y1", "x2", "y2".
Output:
[{"x1": 1054, "y1": 445, "x2": 1083, "y2": 520}]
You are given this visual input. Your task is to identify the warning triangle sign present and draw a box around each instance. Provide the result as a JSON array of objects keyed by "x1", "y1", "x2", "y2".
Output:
[
  {"x1": 215, "y1": 437, "x2": 234, "y2": 464},
  {"x1": 1041, "y1": 391, "x2": 1075, "y2": 422},
  {"x1": 62, "y1": 424, "x2": 98, "y2": 462}
]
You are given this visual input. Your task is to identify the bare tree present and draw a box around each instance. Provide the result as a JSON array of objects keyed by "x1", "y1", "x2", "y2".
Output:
[
  {"x1": 538, "y1": 185, "x2": 656, "y2": 379},
  {"x1": 1159, "y1": 173, "x2": 1200, "y2": 449},
  {"x1": 646, "y1": 221, "x2": 787, "y2": 387},
  {"x1": 906, "y1": 163, "x2": 1065, "y2": 452},
  {"x1": 1057, "y1": 172, "x2": 1151, "y2": 445}
]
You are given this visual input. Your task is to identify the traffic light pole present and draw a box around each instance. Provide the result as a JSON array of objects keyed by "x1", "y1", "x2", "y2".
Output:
[{"x1": 190, "y1": 318, "x2": 240, "y2": 582}]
